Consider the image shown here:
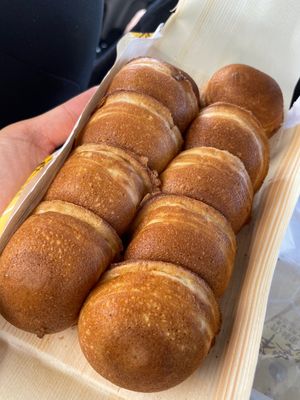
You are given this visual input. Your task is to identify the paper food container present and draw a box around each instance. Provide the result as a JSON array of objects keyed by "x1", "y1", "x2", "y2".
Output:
[{"x1": 1, "y1": 1, "x2": 300, "y2": 399}]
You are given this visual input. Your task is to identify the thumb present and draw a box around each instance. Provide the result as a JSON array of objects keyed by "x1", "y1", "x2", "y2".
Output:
[{"x1": 29, "y1": 86, "x2": 98, "y2": 153}]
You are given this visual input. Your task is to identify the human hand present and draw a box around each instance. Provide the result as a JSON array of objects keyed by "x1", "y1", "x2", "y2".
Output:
[{"x1": 0, "y1": 87, "x2": 97, "y2": 214}]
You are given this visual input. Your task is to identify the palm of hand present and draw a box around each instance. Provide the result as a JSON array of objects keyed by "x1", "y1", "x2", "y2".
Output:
[{"x1": 0, "y1": 87, "x2": 96, "y2": 214}]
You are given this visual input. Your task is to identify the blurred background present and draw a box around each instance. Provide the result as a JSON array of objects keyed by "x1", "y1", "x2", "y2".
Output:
[{"x1": 0, "y1": 0, "x2": 178, "y2": 128}]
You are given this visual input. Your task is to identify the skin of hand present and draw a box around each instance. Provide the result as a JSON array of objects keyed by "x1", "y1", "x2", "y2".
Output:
[{"x1": 0, "y1": 87, "x2": 97, "y2": 215}]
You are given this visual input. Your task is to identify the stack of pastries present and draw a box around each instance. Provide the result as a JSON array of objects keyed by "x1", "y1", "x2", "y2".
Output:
[
  {"x1": 79, "y1": 61, "x2": 282, "y2": 392},
  {"x1": 0, "y1": 57, "x2": 283, "y2": 392}
]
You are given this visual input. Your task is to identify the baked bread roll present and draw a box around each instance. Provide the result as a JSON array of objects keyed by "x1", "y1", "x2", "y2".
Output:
[
  {"x1": 0, "y1": 200, "x2": 121, "y2": 337},
  {"x1": 185, "y1": 102, "x2": 269, "y2": 192},
  {"x1": 45, "y1": 144, "x2": 158, "y2": 235},
  {"x1": 80, "y1": 91, "x2": 183, "y2": 172},
  {"x1": 161, "y1": 147, "x2": 253, "y2": 233},
  {"x1": 203, "y1": 64, "x2": 283, "y2": 137},
  {"x1": 107, "y1": 57, "x2": 200, "y2": 132},
  {"x1": 78, "y1": 260, "x2": 220, "y2": 392},
  {"x1": 124, "y1": 194, "x2": 236, "y2": 297}
]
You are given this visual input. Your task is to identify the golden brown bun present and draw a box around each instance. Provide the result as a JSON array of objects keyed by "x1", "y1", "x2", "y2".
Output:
[
  {"x1": 45, "y1": 144, "x2": 159, "y2": 235},
  {"x1": 0, "y1": 200, "x2": 122, "y2": 337},
  {"x1": 161, "y1": 147, "x2": 253, "y2": 233},
  {"x1": 80, "y1": 91, "x2": 183, "y2": 172},
  {"x1": 203, "y1": 64, "x2": 283, "y2": 137},
  {"x1": 185, "y1": 102, "x2": 269, "y2": 192},
  {"x1": 124, "y1": 195, "x2": 236, "y2": 297},
  {"x1": 124, "y1": 194, "x2": 236, "y2": 297},
  {"x1": 78, "y1": 260, "x2": 220, "y2": 392},
  {"x1": 107, "y1": 57, "x2": 200, "y2": 132}
]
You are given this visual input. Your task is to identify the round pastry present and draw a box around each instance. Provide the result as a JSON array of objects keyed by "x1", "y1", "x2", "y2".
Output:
[
  {"x1": 80, "y1": 90, "x2": 183, "y2": 172},
  {"x1": 107, "y1": 57, "x2": 200, "y2": 132},
  {"x1": 45, "y1": 144, "x2": 158, "y2": 235},
  {"x1": 203, "y1": 64, "x2": 283, "y2": 137},
  {"x1": 124, "y1": 194, "x2": 236, "y2": 297},
  {"x1": 185, "y1": 102, "x2": 269, "y2": 192},
  {"x1": 0, "y1": 200, "x2": 122, "y2": 337},
  {"x1": 78, "y1": 260, "x2": 220, "y2": 392},
  {"x1": 161, "y1": 147, "x2": 253, "y2": 233}
]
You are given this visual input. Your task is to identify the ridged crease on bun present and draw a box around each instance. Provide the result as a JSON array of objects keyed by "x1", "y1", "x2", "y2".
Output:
[
  {"x1": 80, "y1": 90, "x2": 183, "y2": 172},
  {"x1": 161, "y1": 147, "x2": 253, "y2": 232},
  {"x1": 45, "y1": 143, "x2": 159, "y2": 235},
  {"x1": 185, "y1": 102, "x2": 269, "y2": 191},
  {"x1": 125, "y1": 193, "x2": 236, "y2": 296},
  {"x1": 107, "y1": 57, "x2": 200, "y2": 132}
]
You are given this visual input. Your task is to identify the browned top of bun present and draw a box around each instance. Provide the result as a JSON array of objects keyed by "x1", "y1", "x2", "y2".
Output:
[
  {"x1": 107, "y1": 57, "x2": 200, "y2": 132},
  {"x1": 79, "y1": 260, "x2": 220, "y2": 392},
  {"x1": 185, "y1": 102, "x2": 269, "y2": 191},
  {"x1": 129, "y1": 58, "x2": 200, "y2": 109},
  {"x1": 203, "y1": 64, "x2": 283, "y2": 137},
  {"x1": 35, "y1": 200, "x2": 122, "y2": 254}
]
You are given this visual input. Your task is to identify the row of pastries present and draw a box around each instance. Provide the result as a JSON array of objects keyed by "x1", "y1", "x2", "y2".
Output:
[{"x1": 0, "y1": 57, "x2": 283, "y2": 392}]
